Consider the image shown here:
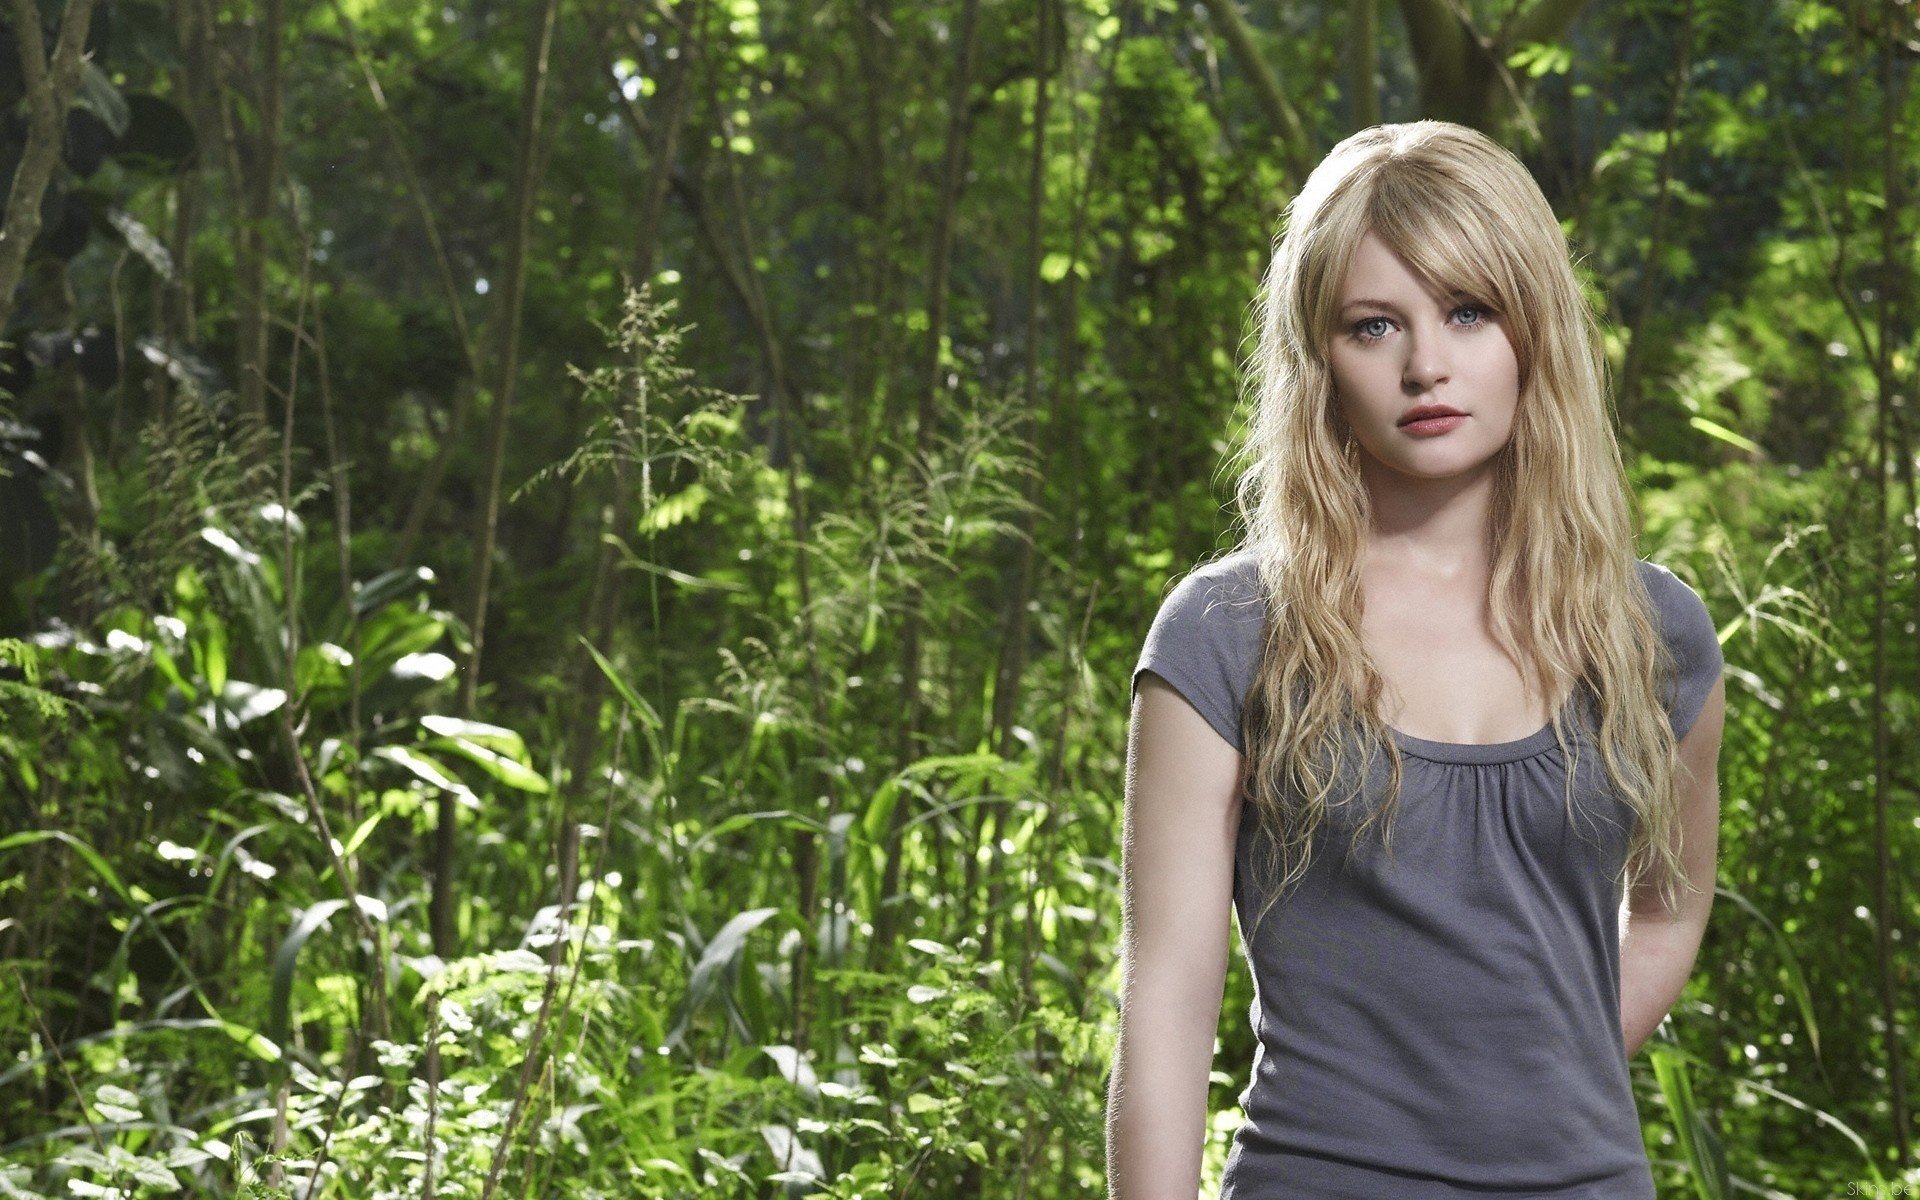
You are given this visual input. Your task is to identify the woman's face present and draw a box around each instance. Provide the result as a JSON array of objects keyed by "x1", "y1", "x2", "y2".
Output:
[{"x1": 1326, "y1": 230, "x2": 1520, "y2": 481}]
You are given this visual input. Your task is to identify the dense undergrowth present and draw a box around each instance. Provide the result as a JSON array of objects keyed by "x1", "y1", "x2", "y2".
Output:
[{"x1": 1, "y1": 286, "x2": 1916, "y2": 1198}]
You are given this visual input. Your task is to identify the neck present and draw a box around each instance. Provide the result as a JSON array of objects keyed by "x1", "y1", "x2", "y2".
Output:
[{"x1": 1357, "y1": 454, "x2": 1498, "y2": 581}]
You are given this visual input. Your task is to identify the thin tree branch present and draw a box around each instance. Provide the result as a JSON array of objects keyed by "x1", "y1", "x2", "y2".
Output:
[
  {"x1": 0, "y1": 0, "x2": 101, "y2": 333},
  {"x1": 1193, "y1": 0, "x2": 1314, "y2": 182}
]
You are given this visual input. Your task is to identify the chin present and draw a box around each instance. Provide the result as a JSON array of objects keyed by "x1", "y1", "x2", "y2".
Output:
[{"x1": 1373, "y1": 445, "x2": 1502, "y2": 480}]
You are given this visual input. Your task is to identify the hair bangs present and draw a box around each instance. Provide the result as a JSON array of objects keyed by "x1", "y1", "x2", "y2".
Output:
[
  {"x1": 1367, "y1": 178, "x2": 1520, "y2": 327},
  {"x1": 1366, "y1": 168, "x2": 1547, "y2": 384}
]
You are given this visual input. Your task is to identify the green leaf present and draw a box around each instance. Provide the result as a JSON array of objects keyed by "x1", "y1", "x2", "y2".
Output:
[
  {"x1": 371, "y1": 745, "x2": 476, "y2": 803},
  {"x1": 1688, "y1": 415, "x2": 1760, "y2": 454},
  {"x1": 639, "y1": 483, "x2": 710, "y2": 531},
  {"x1": 355, "y1": 604, "x2": 448, "y2": 678},
  {"x1": 1039, "y1": 252, "x2": 1076, "y2": 283},
  {"x1": 146, "y1": 629, "x2": 192, "y2": 697},
  {"x1": 293, "y1": 642, "x2": 352, "y2": 693},
  {"x1": 581, "y1": 638, "x2": 662, "y2": 732},
  {"x1": 268, "y1": 899, "x2": 350, "y2": 1066},
  {"x1": 202, "y1": 610, "x2": 228, "y2": 697},
  {"x1": 1713, "y1": 885, "x2": 1822, "y2": 1064},
  {"x1": 91, "y1": 1083, "x2": 142, "y2": 1123},
  {"x1": 338, "y1": 811, "x2": 384, "y2": 859},
  {"x1": 425, "y1": 736, "x2": 549, "y2": 793},
  {"x1": 419, "y1": 714, "x2": 528, "y2": 759},
  {"x1": 1648, "y1": 1043, "x2": 1728, "y2": 1200},
  {"x1": 0, "y1": 831, "x2": 222, "y2": 1021},
  {"x1": 126, "y1": 1155, "x2": 180, "y2": 1190},
  {"x1": 862, "y1": 779, "x2": 901, "y2": 845},
  {"x1": 215, "y1": 1018, "x2": 282, "y2": 1063},
  {"x1": 0, "y1": 1019, "x2": 277, "y2": 1089},
  {"x1": 667, "y1": 907, "x2": 780, "y2": 1047},
  {"x1": 1505, "y1": 41, "x2": 1572, "y2": 77},
  {"x1": 220, "y1": 680, "x2": 287, "y2": 727},
  {"x1": 0, "y1": 1161, "x2": 49, "y2": 1199},
  {"x1": 351, "y1": 566, "x2": 435, "y2": 617},
  {"x1": 0, "y1": 830, "x2": 134, "y2": 906}
]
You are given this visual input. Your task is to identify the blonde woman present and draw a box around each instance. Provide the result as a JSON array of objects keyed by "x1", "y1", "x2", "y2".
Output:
[{"x1": 1106, "y1": 120, "x2": 1726, "y2": 1198}]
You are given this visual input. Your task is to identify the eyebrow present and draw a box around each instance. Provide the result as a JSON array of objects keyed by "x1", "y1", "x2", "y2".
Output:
[{"x1": 1340, "y1": 294, "x2": 1476, "y2": 314}]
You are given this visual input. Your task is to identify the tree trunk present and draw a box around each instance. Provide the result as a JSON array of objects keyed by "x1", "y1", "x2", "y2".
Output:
[
  {"x1": 1348, "y1": 0, "x2": 1380, "y2": 129},
  {"x1": 1867, "y1": 0, "x2": 1912, "y2": 1161},
  {"x1": 847, "y1": 0, "x2": 898, "y2": 486},
  {"x1": 982, "y1": 0, "x2": 1063, "y2": 965},
  {"x1": 875, "y1": 0, "x2": 983, "y2": 963},
  {"x1": 434, "y1": 0, "x2": 564, "y2": 958},
  {"x1": 0, "y1": 0, "x2": 101, "y2": 332},
  {"x1": 325, "y1": 0, "x2": 492, "y2": 573},
  {"x1": 553, "y1": 3, "x2": 701, "y2": 958},
  {"x1": 1194, "y1": 0, "x2": 1314, "y2": 181},
  {"x1": 871, "y1": 0, "x2": 984, "y2": 962},
  {"x1": 1395, "y1": 0, "x2": 1594, "y2": 134},
  {"x1": 557, "y1": 0, "x2": 698, "y2": 771},
  {"x1": 45, "y1": 259, "x2": 100, "y2": 618},
  {"x1": 990, "y1": 0, "x2": 1056, "y2": 754},
  {"x1": 614, "y1": 0, "x2": 696, "y2": 295},
  {"x1": 706, "y1": 26, "x2": 842, "y2": 1053},
  {"x1": 233, "y1": 0, "x2": 283, "y2": 427},
  {"x1": 1613, "y1": 0, "x2": 1695, "y2": 431}
]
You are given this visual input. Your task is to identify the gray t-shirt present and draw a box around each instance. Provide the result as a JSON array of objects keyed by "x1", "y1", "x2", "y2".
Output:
[{"x1": 1130, "y1": 549, "x2": 1724, "y2": 1198}]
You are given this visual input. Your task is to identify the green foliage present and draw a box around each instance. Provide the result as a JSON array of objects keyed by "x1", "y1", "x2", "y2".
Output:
[{"x1": 2, "y1": 0, "x2": 1918, "y2": 1196}]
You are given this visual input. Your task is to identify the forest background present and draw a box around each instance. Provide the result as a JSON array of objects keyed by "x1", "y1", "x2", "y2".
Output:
[{"x1": 0, "y1": 0, "x2": 1914, "y2": 1195}]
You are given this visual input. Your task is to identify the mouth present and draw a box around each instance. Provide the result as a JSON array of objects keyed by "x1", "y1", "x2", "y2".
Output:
[{"x1": 1397, "y1": 405, "x2": 1467, "y2": 427}]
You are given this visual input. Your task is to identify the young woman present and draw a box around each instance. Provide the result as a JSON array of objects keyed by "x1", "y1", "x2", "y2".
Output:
[{"x1": 1105, "y1": 120, "x2": 1727, "y2": 1198}]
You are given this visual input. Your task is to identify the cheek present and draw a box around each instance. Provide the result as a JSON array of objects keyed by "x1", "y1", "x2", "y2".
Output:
[
  {"x1": 1493, "y1": 333, "x2": 1524, "y2": 391},
  {"x1": 1328, "y1": 349, "x2": 1384, "y2": 405},
  {"x1": 1469, "y1": 339, "x2": 1521, "y2": 401},
  {"x1": 1324, "y1": 347, "x2": 1349, "y2": 389}
]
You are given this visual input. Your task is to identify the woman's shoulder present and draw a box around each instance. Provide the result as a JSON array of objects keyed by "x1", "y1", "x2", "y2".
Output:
[
  {"x1": 1143, "y1": 548, "x2": 1268, "y2": 653},
  {"x1": 1628, "y1": 557, "x2": 1719, "y2": 665},
  {"x1": 1173, "y1": 547, "x2": 1266, "y2": 610},
  {"x1": 1630, "y1": 556, "x2": 1724, "y2": 740},
  {"x1": 1133, "y1": 548, "x2": 1269, "y2": 751},
  {"x1": 1148, "y1": 549, "x2": 1269, "y2": 645},
  {"x1": 1632, "y1": 557, "x2": 1712, "y2": 625},
  {"x1": 1632, "y1": 556, "x2": 1691, "y2": 590}
]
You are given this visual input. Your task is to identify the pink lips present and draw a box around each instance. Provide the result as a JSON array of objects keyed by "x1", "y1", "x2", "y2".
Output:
[
  {"x1": 1398, "y1": 405, "x2": 1468, "y2": 437},
  {"x1": 1400, "y1": 414, "x2": 1467, "y2": 437}
]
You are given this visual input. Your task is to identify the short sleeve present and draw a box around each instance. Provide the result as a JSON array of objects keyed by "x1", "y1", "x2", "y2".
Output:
[
  {"x1": 1130, "y1": 553, "x2": 1267, "y2": 752},
  {"x1": 1638, "y1": 560, "x2": 1724, "y2": 742}
]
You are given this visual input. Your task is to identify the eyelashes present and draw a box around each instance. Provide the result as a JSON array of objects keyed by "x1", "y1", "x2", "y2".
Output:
[
  {"x1": 1348, "y1": 304, "x2": 1496, "y2": 345},
  {"x1": 1351, "y1": 317, "x2": 1393, "y2": 343}
]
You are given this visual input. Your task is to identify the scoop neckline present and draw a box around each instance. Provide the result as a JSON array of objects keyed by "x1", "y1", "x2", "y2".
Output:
[
  {"x1": 1386, "y1": 693, "x2": 1580, "y2": 765},
  {"x1": 1388, "y1": 720, "x2": 1562, "y2": 765}
]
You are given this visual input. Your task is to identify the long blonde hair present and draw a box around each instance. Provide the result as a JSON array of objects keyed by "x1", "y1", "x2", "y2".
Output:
[{"x1": 1227, "y1": 120, "x2": 1693, "y2": 928}]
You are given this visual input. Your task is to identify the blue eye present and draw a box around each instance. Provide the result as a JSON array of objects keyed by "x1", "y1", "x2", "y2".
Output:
[{"x1": 1347, "y1": 304, "x2": 1494, "y2": 345}]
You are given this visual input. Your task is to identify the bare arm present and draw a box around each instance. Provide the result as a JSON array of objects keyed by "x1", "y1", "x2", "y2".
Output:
[
  {"x1": 1620, "y1": 675, "x2": 1726, "y2": 1056},
  {"x1": 1106, "y1": 673, "x2": 1243, "y2": 1199}
]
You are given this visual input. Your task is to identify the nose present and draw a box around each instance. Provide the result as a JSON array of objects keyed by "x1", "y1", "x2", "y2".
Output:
[{"x1": 1401, "y1": 327, "x2": 1450, "y2": 392}]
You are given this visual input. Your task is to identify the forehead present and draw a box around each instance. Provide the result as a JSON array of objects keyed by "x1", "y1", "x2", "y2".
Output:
[{"x1": 1337, "y1": 232, "x2": 1468, "y2": 308}]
